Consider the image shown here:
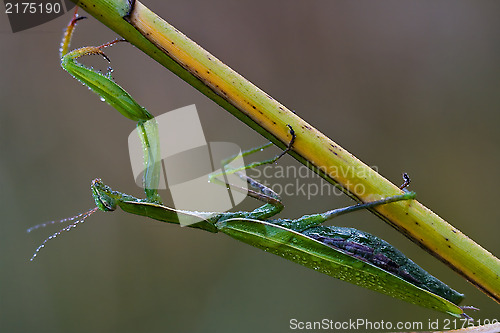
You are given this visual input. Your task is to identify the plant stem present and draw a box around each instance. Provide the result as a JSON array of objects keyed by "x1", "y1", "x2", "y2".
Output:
[{"x1": 71, "y1": 0, "x2": 500, "y2": 302}]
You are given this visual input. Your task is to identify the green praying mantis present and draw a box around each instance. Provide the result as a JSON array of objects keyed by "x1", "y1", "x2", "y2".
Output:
[{"x1": 28, "y1": 8, "x2": 478, "y2": 318}]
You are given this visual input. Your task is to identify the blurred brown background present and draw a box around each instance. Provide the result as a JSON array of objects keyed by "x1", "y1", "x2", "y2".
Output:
[{"x1": 1, "y1": 1, "x2": 499, "y2": 332}]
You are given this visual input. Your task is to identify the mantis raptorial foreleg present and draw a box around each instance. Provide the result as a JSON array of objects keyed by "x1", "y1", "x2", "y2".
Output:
[
  {"x1": 28, "y1": 7, "x2": 477, "y2": 318},
  {"x1": 60, "y1": 8, "x2": 163, "y2": 204}
]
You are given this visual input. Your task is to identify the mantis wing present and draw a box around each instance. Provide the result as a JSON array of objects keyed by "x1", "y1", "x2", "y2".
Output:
[{"x1": 217, "y1": 218, "x2": 464, "y2": 317}]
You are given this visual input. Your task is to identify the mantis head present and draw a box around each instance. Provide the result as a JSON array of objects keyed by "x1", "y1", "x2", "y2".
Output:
[{"x1": 91, "y1": 178, "x2": 118, "y2": 212}]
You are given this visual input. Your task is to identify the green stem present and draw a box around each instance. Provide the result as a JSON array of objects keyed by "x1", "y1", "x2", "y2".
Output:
[{"x1": 71, "y1": 0, "x2": 500, "y2": 303}]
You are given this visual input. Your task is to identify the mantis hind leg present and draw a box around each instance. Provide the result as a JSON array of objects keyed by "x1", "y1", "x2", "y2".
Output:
[
  {"x1": 208, "y1": 125, "x2": 296, "y2": 219},
  {"x1": 281, "y1": 191, "x2": 416, "y2": 233},
  {"x1": 209, "y1": 124, "x2": 295, "y2": 191},
  {"x1": 218, "y1": 124, "x2": 295, "y2": 175}
]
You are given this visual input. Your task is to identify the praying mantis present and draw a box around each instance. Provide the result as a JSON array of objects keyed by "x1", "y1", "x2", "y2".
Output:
[{"x1": 29, "y1": 8, "x2": 477, "y2": 318}]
